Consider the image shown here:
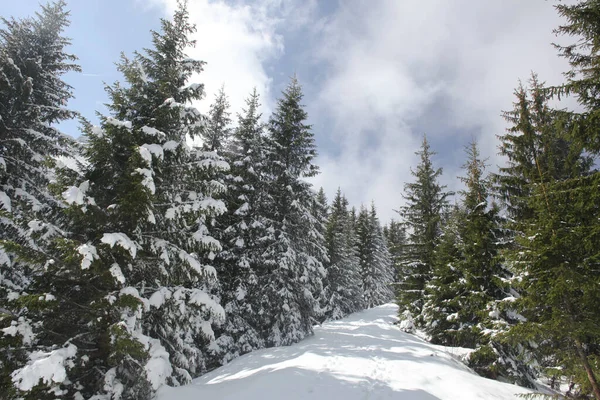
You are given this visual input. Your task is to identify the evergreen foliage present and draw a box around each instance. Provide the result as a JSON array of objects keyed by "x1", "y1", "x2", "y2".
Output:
[
  {"x1": 383, "y1": 219, "x2": 405, "y2": 286},
  {"x1": 494, "y1": 74, "x2": 591, "y2": 221},
  {"x1": 499, "y1": 3, "x2": 600, "y2": 395},
  {"x1": 211, "y1": 88, "x2": 267, "y2": 365},
  {"x1": 423, "y1": 142, "x2": 510, "y2": 345},
  {"x1": 258, "y1": 76, "x2": 327, "y2": 346},
  {"x1": 550, "y1": 0, "x2": 600, "y2": 153},
  {"x1": 202, "y1": 85, "x2": 232, "y2": 152},
  {"x1": 356, "y1": 204, "x2": 394, "y2": 308},
  {"x1": 4, "y1": 0, "x2": 600, "y2": 398},
  {"x1": 322, "y1": 189, "x2": 363, "y2": 320},
  {"x1": 0, "y1": 2, "x2": 81, "y2": 397},
  {"x1": 494, "y1": 70, "x2": 598, "y2": 395},
  {"x1": 5, "y1": 4, "x2": 228, "y2": 398},
  {"x1": 396, "y1": 135, "x2": 451, "y2": 323}
]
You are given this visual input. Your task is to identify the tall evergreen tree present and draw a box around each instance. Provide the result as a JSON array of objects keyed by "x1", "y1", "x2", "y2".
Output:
[
  {"x1": 421, "y1": 204, "x2": 463, "y2": 342},
  {"x1": 494, "y1": 74, "x2": 590, "y2": 221},
  {"x1": 356, "y1": 204, "x2": 394, "y2": 308},
  {"x1": 500, "y1": 3, "x2": 600, "y2": 395},
  {"x1": 258, "y1": 76, "x2": 326, "y2": 346},
  {"x1": 211, "y1": 88, "x2": 267, "y2": 365},
  {"x1": 397, "y1": 135, "x2": 450, "y2": 324},
  {"x1": 494, "y1": 72, "x2": 598, "y2": 394},
  {"x1": 6, "y1": 4, "x2": 228, "y2": 398},
  {"x1": 0, "y1": 2, "x2": 80, "y2": 397},
  {"x1": 202, "y1": 85, "x2": 232, "y2": 152},
  {"x1": 453, "y1": 142, "x2": 509, "y2": 347},
  {"x1": 510, "y1": 173, "x2": 600, "y2": 398},
  {"x1": 383, "y1": 219, "x2": 405, "y2": 288},
  {"x1": 322, "y1": 189, "x2": 363, "y2": 320},
  {"x1": 549, "y1": 0, "x2": 600, "y2": 153}
]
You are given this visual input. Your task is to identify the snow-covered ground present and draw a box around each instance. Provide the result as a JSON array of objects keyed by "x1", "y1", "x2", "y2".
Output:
[{"x1": 158, "y1": 304, "x2": 532, "y2": 399}]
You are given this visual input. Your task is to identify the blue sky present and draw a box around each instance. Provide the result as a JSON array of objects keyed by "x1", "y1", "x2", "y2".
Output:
[{"x1": 4, "y1": 0, "x2": 577, "y2": 221}]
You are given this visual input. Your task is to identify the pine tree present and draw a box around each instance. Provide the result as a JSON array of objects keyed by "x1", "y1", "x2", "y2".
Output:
[
  {"x1": 510, "y1": 173, "x2": 600, "y2": 397},
  {"x1": 211, "y1": 88, "x2": 267, "y2": 365},
  {"x1": 501, "y1": 3, "x2": 600, "y2": 395},
  {"x1": 421, "y1": 205, "x2": 463, "y2": 343},
  {"x1": 0, "y1": 2, "x2": 80, "y2": 397},
  {"x1": 356, "y1": 204, "x2": 394, "y2": 308},
  {"x1": 312, "y1": 187, "x2": 329, "y2": 319},
  {"x1": 6, "y1": 4, "x2": 228, "y2": 398},
  {"x1": 258, "y1": 76, "x2": 326, "y2": 346},
  {"x1": 493, "y1": 72, "x2": 598, "y2": 394},
  {"x1": 202, "y1": 85, "x2": 232, "y2": 152},
  {"x1": 550, "y1": 0, "x2": 600, "y2": 153},
  {"x1": 383, "y1": 219, "x2": 406, "y2": 289},
  {"x1": 494, "y1": 74, "x2": 590, "y2": 221},
  {"x1": 454, "y1": 142, "x2": 508, "y2": 347},
  {"x1": 322, "y1": 189, "x2": 363, "y2": 320},
  {"x1": 397, "y1": 135, "x2": 451, "y2": 324}
]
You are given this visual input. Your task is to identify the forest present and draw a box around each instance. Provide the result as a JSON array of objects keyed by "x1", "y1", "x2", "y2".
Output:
[{"x1": 0, "y1": 1, "x2": 599, "y2": 399}]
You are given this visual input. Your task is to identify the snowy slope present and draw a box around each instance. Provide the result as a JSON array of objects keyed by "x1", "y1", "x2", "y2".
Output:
[{"x1": 158, "y1": 304, "x2": 532, "y2": 399}]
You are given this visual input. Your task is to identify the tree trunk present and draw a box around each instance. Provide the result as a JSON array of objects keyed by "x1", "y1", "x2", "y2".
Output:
[{"x1": 575, "y1": 340, "x2": 600, "y2": 400}]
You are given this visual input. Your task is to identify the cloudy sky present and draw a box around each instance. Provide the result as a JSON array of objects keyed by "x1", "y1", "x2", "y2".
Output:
[{"x1": 6, "y1": 0, "x2": 578, "y2": 222}]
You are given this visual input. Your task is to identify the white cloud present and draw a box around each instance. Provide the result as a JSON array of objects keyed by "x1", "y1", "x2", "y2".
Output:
[
  {"x1": 310, "y1": 0, "x2": 578, "y2": 222},
  {"x1": 146, "y1": 0, "x2": 316, "y2": 119},
  {"x1": 143, "y1": 0, "x2": 579, "y2": 223}
]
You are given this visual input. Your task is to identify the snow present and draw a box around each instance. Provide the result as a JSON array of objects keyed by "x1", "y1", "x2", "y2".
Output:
[
  {"x1": 54, "y1": 155, "x2": 84, "y2": 174},
  {"x1": 2, "y1": 317, "x2": 35, "y2": 345},
  {"x1": 234, "y1": 202, "x2": 249, "y2": 215},
  {"x1": 188, "y1": 290, "x2": 225, "y2": 322},
  {"x1": 103, "y1": 368, "x2": 124, "y2": 399},
  {"x1": 163, "y1": 140, "x2": 179, "y2": 151},
  {"x1": 133, "y1": 168, "x2": 156, "y2": 194},
  {"x1": 142, "y1": 125, "x2": 167, "y2": 139},
  {"x1": 101, "y1": 233, "x2": 138, "y2": 258},
  {"x1": 178, "y1": 251, "x2": 216, "y2": 277},
  {"x1": 15, "y1": 188, "x2": 43, "y2": 211},
  {"x1": 105, "y1": 117, "x2": 132, "y2": 130},
  {"x1": 27, "y1": 219, "x2": 44, "y2": 232},
  {"x1": 145, "y1": 338, "x2": 173, "y2": 390},
  {"x1": 158, "y1": 304, "x2": 532, "y2": 400},
  {"x1": 11, "y1": 344, "x2": 77, "y2": 391},
  {"x1": 62, "y1": 180, "x2": 90, "y2": 206},
  {"x1": 0, "y1": 191, "x2": 12, "y2": 212},
  {"x1": 149, "y1": 288, "x2": 172, "y2": 309},
  {"x1": 165, "y1": 207, "x2": 176, "y2": 219},
  {"x1": 109, "y1": 263, "x2": 126, "y2": 285},
  {"x1": 77, "y1": 243, "x2": 98, "y2": 270},
  {"x1": 139, "y1": 143, "x2": 164, "y2": 164}
]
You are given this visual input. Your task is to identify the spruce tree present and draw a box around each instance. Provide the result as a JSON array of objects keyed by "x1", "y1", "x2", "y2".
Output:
[
  {"x1": 454, "y1": 142, "x2": 508, "y2": 347},
  {"x1": 258, "y1": 76, "x2": 326, "y2": 346},
  {"x1": 495, "y1": 74, "x2": 590, "y2": 221},
  {"x1": 322, "y1": 189, "x2": 363, "y2": 320},
  {"x1": 421, "y1": 204, "x2": 463, "y2": 343},
  {"x1": 550, "y1": 0, "x2": 600, "y2": 153},
  {"x1": 510, "y1": 173, "x2": 600, "y2": 398},
  {"x1": 383, "y1": 219, "x2": 406, "y2": 289},
  {"x1": 6, "y1": 4, "x2": 228, "y2": 398},
  {"x1": 356, "y1": 204, "x2": 394, "y2": 308},
  {"x1": 500, "y1": 3, "x2": 600, "y2": 395},
  {"x1": 494, "y1": 72, "x2": 597, "y2": 394},
  {"x1": 0, "y1": 2, "x2": 80, "y2": 397},
  {"x1": 202, "y1": 85, "x2": 232, "y2": 152},
  {"x1": 211, "y1": 88, "x2": 267, "y2": 364},
  {"x1": 397, "y1": 135, "x2": 450, "y2": 324}
]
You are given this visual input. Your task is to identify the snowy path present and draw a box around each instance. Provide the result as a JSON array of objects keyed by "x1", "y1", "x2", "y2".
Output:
[{"x1": 158, "y1": 304, "x2": 532, "y2": 399}]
